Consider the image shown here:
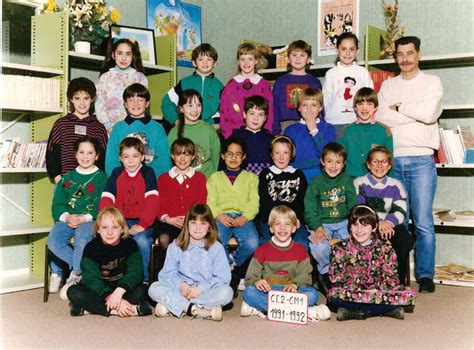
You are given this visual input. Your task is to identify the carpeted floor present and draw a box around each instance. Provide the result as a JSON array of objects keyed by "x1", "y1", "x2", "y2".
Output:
[{"x1": 1, "y1": 283, "x2": 473, "y2": 349}]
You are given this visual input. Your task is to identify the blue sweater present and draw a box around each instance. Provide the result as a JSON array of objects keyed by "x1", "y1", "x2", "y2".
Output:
[
  {"x1": 272, "y1": 73, "x2": 322, "y2": 134},
  {"x1": 284, "y1": 119, "x2": 337, "y2": 182},
  {"x1": 230, "y1": 127, "x2": 273, "y2": 175},
  {"x1": 105, "y1": 115, "x2": 171, "y2": 177},
  {"x1": 158, "y1": 240, "x2": 231, "y2": 294}
]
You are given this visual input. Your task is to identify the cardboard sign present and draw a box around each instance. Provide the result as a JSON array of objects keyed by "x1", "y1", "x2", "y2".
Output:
[{"x1": 267, "y1": 290, "x2": 308, "y2": 325}]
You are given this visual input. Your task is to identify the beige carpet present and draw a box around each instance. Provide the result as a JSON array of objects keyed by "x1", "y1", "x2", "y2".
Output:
[{"x1": 1, "y1": 284, "x2": 473, "y2": 349}]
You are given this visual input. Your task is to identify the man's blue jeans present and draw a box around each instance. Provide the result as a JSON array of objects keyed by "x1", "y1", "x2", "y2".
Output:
[
  {"x1": 393, "y1": 155, "x2": 437, "y2": 279},
  {"x1": 243, "y1": 284, "x2": 319, "y2": 313},
  {"x1": 215, "y1": 213, "x2": 259, "y2": 267}
]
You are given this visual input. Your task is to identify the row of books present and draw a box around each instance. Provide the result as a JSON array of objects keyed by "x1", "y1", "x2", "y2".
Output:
[
  {"x1": 0, "y1": 138, "x2": 47, "y2": 169},
  {"x1": 1, "y1": 75, "x2": 61, "y2": 111},
  {"x1": 437, "y1": 125, "x2": 474, "y2": 164}
]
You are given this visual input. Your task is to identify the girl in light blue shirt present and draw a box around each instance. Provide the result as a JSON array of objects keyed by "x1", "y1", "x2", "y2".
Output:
[{"x1": 148, "y1": 204, "x2": 233, "y2": 321}]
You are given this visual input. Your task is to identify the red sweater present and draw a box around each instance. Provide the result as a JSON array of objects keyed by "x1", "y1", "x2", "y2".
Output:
[
  {"x1": 157, "y1": 168, "x2": 207, "y2": 220},
  {"x1": 99, "y1": 165, "x2": 159, "y2": 229}
]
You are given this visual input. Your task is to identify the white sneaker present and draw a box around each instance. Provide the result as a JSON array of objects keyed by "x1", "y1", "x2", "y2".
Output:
[
  {"x1": 240, "y1": 301, "x2": 265, "y2": 318},
  {"x1": 191, "y1": 305, "x2": 222, "y2": 321},
  {"x1": 59, "y1": 272, "x2": 81, "y2": 301},
  {"x1": 237, "y1": 278, "x2": 246, "y2": 291},
  {"x1": 154, "y1": 303, "x2": 171, "y2": 317},
  {"x1": 49, "y1": 273, "x2": 62, "y2": 293},
  {"x1": 308, "y1": 304, "x2": 331, "y2": 322}
]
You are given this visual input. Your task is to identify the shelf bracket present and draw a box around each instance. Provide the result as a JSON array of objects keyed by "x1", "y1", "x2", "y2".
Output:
[{"x1": 1, "y1": 113, "x2": 27, "y2": 134}]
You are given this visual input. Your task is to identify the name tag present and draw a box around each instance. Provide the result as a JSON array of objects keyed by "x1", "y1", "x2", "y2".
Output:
[
  {"x1": 267, "y1": 290, "x2": 308, "y2": 325},
  {"x1": 75, "y1": 125, "x2": 87, "y2": 135}
]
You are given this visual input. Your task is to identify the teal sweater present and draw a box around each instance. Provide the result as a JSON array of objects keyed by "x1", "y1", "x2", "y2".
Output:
[
  {"x1": 337, "y1": 122, "x2": 393, "y2": 177},
  {"x1": 207, "y1": 170, "x2": 259, "y2": 220},
  {"x1": 161, "y1": 72, "x2": 224, "y2": 125},
  {"x1": 168, "y1": 121, "x2": 221, "y2": 178},
  {"x1": 304, "y1": 171, "x2": 357, "y2": 229}
]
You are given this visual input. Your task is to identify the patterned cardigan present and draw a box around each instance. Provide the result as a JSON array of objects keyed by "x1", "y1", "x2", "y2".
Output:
[{"x1": 327, "y1": 236, "x2": 416, "y2": 306}]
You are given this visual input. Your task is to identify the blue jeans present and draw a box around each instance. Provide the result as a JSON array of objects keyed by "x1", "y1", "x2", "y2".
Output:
[
  {"x1": 148, "y1": 281, "x2": 233, "y2": 317},
  {"x1": 47, "y1": 221, "x2": 94, "y2": 275},
  {"x1": 216, "y1": 213, "x2": 259, "y2": 266},
  {"x1": 259, "y1": 220, "x2": 309, "y2": 250},
  {"x1": 126, "y1": 219, "x2": 153, "y2": 282},
  {"x1": 243, "y1": 285, "x2": 319, "y2": 313},
  {"x1": 309, "y1": 220, "x2": 349, "y2": 274},
  {"x1": 394, "y1": 155, "x2": 437, "y2": 279}
]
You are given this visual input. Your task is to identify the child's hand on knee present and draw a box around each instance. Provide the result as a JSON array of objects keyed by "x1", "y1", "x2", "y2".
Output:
[
  {"x1": 129, "y1": 224, "x2": 145, "y2": 235},
  {"x1": 255, "y1": 279, "x2": 271, "y2": 293},
  {"x1": 283, "y1": 283, "x2": 297, "y2": 292},
  {"x1": 187, "y1": 286, "x2": 202, "y2": 299},
  {"x1": 180, "y1": 282, "x2": 191, "y2": 298},
  {"x1": 217, "y1": 214, "x2": 234, "y2": 227},
  {"x1": 310, "y1": 227, "x2": 328, "y2": 244},
  {"x1": 117, "y1": 299, "x2": 135, "y2": 317}
]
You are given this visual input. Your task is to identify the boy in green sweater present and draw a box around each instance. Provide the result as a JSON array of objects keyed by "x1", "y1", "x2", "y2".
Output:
[
  {"x1": 304, "y1": 142, "x2": 357, "y2": 294},
  {"x1": 337, "y1": 87, "x2": 393, "y2": 177}
]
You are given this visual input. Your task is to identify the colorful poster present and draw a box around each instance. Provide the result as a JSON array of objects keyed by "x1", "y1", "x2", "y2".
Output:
[
  {"x1": 146, "y1": 0, "x2": 202, "y2": 67},
  {"x1": 318, "y1": 0, "x2": 359, "y2": 56}
]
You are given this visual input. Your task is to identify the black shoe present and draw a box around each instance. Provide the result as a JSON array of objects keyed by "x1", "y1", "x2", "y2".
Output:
[
  {"x1": 336, "y1": 307, "x2": 366, "y2": 321},
  {"x1": 137, "y1": 301, "x2": 154, "y2": 316},
  {"x1": 222, "y1": 301, "x2": 234, "y2": 311},
  {"x1": 69, "y1": 303, "x2": 84, "y2": 317},
  {"x1": 384, "y1": 307, "x2": 404, "y2": 320},
  {"x1": 404, "y1": 305, "x2": 415, "y2": 313},
  {"x1": 317, "y1": 273, "x2": 331, "y2": 296},
  {"x1": 418, "y1": 277, "x2": 435, "y2": 293}
]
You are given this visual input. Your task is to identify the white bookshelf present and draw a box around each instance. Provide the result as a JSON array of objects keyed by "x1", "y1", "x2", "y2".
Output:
[
  {"x1": 0, "y1": 167, "x2": 47, "y2": 173},
  {"x1": 366, "y1": 52, "x2": 474, "y2": 68},
  {"x1": 1, "y1": 61, "x2": 64, "y2": 76},
  {"x1": 0, "y1": 271, "x2": 43, "y2": 294},
  {"x1": 436, "y1": 163, "x2": 474, "y2": 169},
  {"x1": 434, "y1": 278, "x2": 474, "y2": 288},
  {"x1": 434, "y1": 219, "x2": 474, "y2": 229}
]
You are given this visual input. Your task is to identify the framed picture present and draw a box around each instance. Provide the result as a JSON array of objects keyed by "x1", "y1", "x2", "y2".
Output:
[
  {"x1": 318, "y1": 0, "x2": 359, "y2": 56},
  {"x1": 146, "y1": 0, "x2": 202, "y2": 67},
  {"x1": 110, "y1": 24, "x2": 157, "y2": 65}
]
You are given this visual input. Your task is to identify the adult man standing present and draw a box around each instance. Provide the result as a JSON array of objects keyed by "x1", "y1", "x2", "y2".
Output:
[{"x1": 377, "y1": 36, "x2": 443, "y2": 293}]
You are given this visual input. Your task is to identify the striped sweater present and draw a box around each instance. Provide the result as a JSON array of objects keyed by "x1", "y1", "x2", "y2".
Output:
[{"x1": 353, "y1": 173, "x2": 407, "y2": 227}]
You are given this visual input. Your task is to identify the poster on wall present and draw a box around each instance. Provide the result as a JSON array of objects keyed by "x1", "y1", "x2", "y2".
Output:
[
  {"x1": 318, "y1": 0, "x2": 359, "y2": 56},
  {"x1": 146, "y1": 0, "x2": 202, "y2": 67}
]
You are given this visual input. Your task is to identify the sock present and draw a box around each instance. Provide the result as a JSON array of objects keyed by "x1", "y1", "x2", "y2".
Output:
[{"x1": 187, "y1": 303, "x2": 195, "y2": 316}]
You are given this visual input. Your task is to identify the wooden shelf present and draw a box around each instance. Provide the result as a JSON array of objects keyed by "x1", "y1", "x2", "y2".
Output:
[
  {"x1": 68, "y1": 51, "x2": 173, "y2": 75},
  {"x1": 0, "y1": 167, "x2": 47, "y2": 173},
  {"x1": 0, "y1": 272, "x2": 43, "y2": 294},
  {"x1": 434, "y1": 278, "x2": 474, "y2": 288},
  {"x1": 367, "y1": 52, "x2": 474, "y2": 70},
  {"x1": 0, "y1": 224, "x2": 51, "y2": 237},
  {"x1": 436, "y1": 163, "x2": 474, "y2": 169},
  {"x1": 1, "y1": 61, "x2": 64, "y2": 76}
]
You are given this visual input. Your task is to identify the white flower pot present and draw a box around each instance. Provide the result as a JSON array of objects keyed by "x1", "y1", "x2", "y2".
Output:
[{"x1": 74, "y1": 41, "x2": 91, "y2": 54}]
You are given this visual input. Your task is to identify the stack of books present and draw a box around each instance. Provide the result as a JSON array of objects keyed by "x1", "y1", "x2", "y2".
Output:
[
  {"x1": 1, "y1": 75, "x2": 61, "y2": 111},
  {"x1": 0, "y1": 138, "x2": 47, "y2": 169},
  {"x1": 437, "y1": 125, "x2": 474, "y2": 164}
]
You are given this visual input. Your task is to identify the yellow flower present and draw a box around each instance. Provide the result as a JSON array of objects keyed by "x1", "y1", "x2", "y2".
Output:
[
  {"x1": 46, "y1": 0, "x2": 58, "y2": 13},
  {"x1": 97, "y1": 4, "x2": 106, "y2": 15},
  {"x1": 385, "y1": 4, "x2": 394, "y2": 13},
  {"x1": 110, "y1": 7, "x2": 120, "y2": 23}
]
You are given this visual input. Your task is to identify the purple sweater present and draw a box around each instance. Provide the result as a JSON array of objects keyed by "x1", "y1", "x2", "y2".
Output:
[
  {"x1": 220, "y1": 74, "x2": 274, "y2": 138},
  {"x1": 272, "y1": 73, "x2": 322, "y2": 134}
]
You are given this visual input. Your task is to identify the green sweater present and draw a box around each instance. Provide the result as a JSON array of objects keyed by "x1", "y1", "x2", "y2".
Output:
[
  {"x1": 304, "y1": 171, "x2": 357, "y2": 229},
  {"x1": 337, "y1": 122, "x2": 393, "y2": 177},
  {"x1": 207, "y1": 170, "x2": 259, "y2": 220},
  {"x1": 52, "y1": 167, "x2": 108, "y2": 221},
  {"x1": 168, "y1": 121, "x2": 221, "y2": 178},
  {"x1": 80, "y1": 237, "x2": 143, "y2": 296}
]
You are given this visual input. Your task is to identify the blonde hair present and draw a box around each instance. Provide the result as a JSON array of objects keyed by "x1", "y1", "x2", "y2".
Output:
[
  {"x1": 236, "y1": 43, "x2": 260, "y2": 73},
  {"x1": 270, "y1": 135, "x2": 296, "y2": 159},
  {"x1": 297, "y1": 87, "x2": 324, "y2": 108},
  {"x1": 268, "y1": 205, "x2": 298, "y2": 227},
  {"x1": 94, "y1": 207, "x2": 129, "y2": 239},
  {"x1": 175, "y1": 204, "x2": 219, "y2": 251}
]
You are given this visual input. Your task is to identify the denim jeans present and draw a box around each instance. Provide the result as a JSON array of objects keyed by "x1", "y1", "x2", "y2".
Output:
[
  {"x1": 148, "y1": 281, "x2": 233, "y2": 317},
  {"x1": 394, "y1": 155, "x2": 437, "y2": 279},
  {"x1": 216, "y1": 213, "x2": 259, "y2": 266},
  {"x1": 243, "y1": 285, "x2": 319, "y2": 313},
  {"x1": 47, "y1": 221, "x2": 94, "y2": 275},
  {"x1": 259, "y1": 220, "x2": 310, "y2": 250},
  {"x1": 126, "y1": 219, "x2": 153, "y2": 282},
  {"x1": 309, "y1": 220, "x2": 349, "y2": 274}
]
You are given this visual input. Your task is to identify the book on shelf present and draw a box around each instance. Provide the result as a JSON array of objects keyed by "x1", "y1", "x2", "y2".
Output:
[
  {"x1": 370, "y1": 71, "x2": 396, "y2": 93},
  {"x1": 1, "y1": 74, "x2": 61, "y2": 110},
  {"x1": 0, "y1": 138, "x2": 47, "y2": 169},
  {"x1": 436, "y1": 125, "x2": 473, "y2": 164}
]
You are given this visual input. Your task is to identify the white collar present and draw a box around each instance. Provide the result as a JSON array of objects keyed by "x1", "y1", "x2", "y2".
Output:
[
  {"x1": 245, "y1": 127, "x2": 261, "y2": 134},
  {"x1": 271, "y1": 236, "x2": 292, "y2": 248},
  {"x1": 269, "y1": 165, "x2": 296, "y2": 174},
  {"x1": 299, "y1": 118, "x2": 320, "y2": 125},
  {"x1": 336, "y1": 61, "x2": 357, "y2": 68},
  {"x1": 125, "y1": 164, "x2": 142, "y2": 177},
  {"x1": 76, "y1": 166, "x2": 99, "y2": 175},
  {"x1": 169, "y1": 166, "x2": 195, "y2": 184},
  {"x1": 233, "y1": 74, "x2": 263, "y2": 84}
]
